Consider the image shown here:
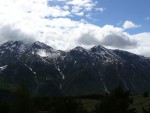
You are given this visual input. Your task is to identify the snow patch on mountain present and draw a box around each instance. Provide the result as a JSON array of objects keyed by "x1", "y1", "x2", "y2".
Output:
[
  {"x1": 37, "y1": 50, "x2": 49, "y2": 57},
  {"x1": 58, "y1": 67, "x2": 65, "y2": 80},
  {"x1": 49, "y1": 52, "x2": 60, "y2": 58},
  {"x1": 25, "y1": 64, "x2": 36, "y2": 74},
  {"x1": 0, "y1": 65, "x2": 7, "y2": 71},
  {"x1": 74, "y1": 61, "x2": 77, "y2": 65},
  {"x1": 19, "y1": 44, "x2": 29, "y2": 54},
  {"x1": 37, "y1": 49, "x2": 61, "y2": 58}
]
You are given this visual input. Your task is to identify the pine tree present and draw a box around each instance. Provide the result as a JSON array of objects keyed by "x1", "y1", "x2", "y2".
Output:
[
  {"x1": 12, "y1": 84, "x2": 35, "y2": 113},
  {"x1": 94, "y1": 86, "x2": 136, "y2": 113}
]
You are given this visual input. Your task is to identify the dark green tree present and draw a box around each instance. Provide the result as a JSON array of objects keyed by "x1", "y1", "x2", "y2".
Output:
[
  {"x1": 94, "y1": 86, "x2": 136, "y2": 113},
  {"x1": 12, "y1": 84, "x2": 35, "y2": 113},
  {"x1": 142, "y1": 107, "x2": 150, "y2": 113},
  {"x1": 143, "y1": 92, "x2": 149, "y2": 98},
  {"x1": 33, "y1": 96, "x2": 88, "y2": 113},
  {"x1": 0, "y1": 102, "x2": 10, "y2": 113},
  {"x1": 50, "y1": 97, "x2": 88, "y2": 113}
]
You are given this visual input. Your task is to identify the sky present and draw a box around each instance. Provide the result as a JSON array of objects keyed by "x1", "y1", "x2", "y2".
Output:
[{"x1": 0, "y1": 0, "x2": 150, "y2": 56}]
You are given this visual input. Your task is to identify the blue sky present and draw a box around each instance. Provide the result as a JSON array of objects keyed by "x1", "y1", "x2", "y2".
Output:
[
  {"x1": 0, "y1": 0, "x2": 150, "y2": 56},
  {"x1": 96, "y1": 0, "x2": 150, "y2": 33},
  {"x1": 64, "y1": 0, "x2": 150, "y2": 34},
  {"x1": 48, "y1": 0, "x2": 150, "y2": 34}
]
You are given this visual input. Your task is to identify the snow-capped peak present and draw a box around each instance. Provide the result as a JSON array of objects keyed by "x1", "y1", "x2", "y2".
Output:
[
  {"x1": 90, "y1": 45, "x2": 108, "y2": 52},
  {"x1": 31, "y1": 41, "x2": 55, "y2": 53},
  {"x1": 90, "y1": 45, "x2": 122, "y2": 60},
  {"x1": 0, "y1": 41, "x2": 30, "y2": 57}
]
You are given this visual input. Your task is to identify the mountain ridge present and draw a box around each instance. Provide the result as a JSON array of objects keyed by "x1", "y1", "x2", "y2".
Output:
[{"x1": 0, "y1": 40, "x2": 150, "y2": 96}]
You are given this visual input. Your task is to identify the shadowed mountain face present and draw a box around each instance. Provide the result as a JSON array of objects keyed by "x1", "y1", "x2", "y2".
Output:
[{"x1": 0, "y1": 41, "x2": 150, "y2": 96}]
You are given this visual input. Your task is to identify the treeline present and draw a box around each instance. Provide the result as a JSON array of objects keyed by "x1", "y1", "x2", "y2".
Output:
[{"x1": 0, "y1": 85, "x2": 149, "y2": 113}]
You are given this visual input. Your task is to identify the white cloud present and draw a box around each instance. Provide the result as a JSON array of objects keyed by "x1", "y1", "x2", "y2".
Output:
[
  {"x1": 77, "y1": 25, "x2": 137, "y2": 49},
  {"x1": 123, "y1": 20, "x2": 141, "y2": 30},
  {"x1": 95, "y1": 8, "x2": 105, "y2": 12},
  {"x1": 0, "y1": 25, "x2": 35, "y2": 44},
  {"x1": 67, "y1": 0, "x2": 95, "y2": 10},
  {"x1": 66, "y1": 0, "x2": 97, "y2": 16},
  {"x1": 71, "y1": 5, "x2": 82, "y2": 14},
  {"x1": 129, "y1": 33, "x2": 150, "y2": 57},
  {"x1": 0, "y1": 0, "x2": 150, "y2": 57}
]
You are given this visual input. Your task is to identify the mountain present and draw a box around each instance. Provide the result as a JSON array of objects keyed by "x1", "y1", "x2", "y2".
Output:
[{"x1": 0, "y1": 41, "x2": 150, "y2": 96}]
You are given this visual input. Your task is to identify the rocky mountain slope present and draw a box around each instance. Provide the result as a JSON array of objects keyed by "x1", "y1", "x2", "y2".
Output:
[{"x1": 0, "y1": 41, "x2": 150, "y2": 96}]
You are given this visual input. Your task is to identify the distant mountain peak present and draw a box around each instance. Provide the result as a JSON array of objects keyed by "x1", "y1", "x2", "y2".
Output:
[
  {"x1": 32, "y1": 41, "x2": 54, "y2": 51},
  {"x1": 33, "y1": 41, "x2": 45, "y2": 46},
  {"x1": 72, "y1": 46, "x2": 87, "y2": 52},
  {"x1": 91, "y1": 45, "x2": 107, "y2": 52}
]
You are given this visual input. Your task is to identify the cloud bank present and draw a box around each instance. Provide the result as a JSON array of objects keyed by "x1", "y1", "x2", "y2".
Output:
[
  {"x1": 0, "y1": 25, "x2": 35, "y2": 44},
  {"x1": 0, "y1": 0, "x2": 150, "y2": 56}
]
